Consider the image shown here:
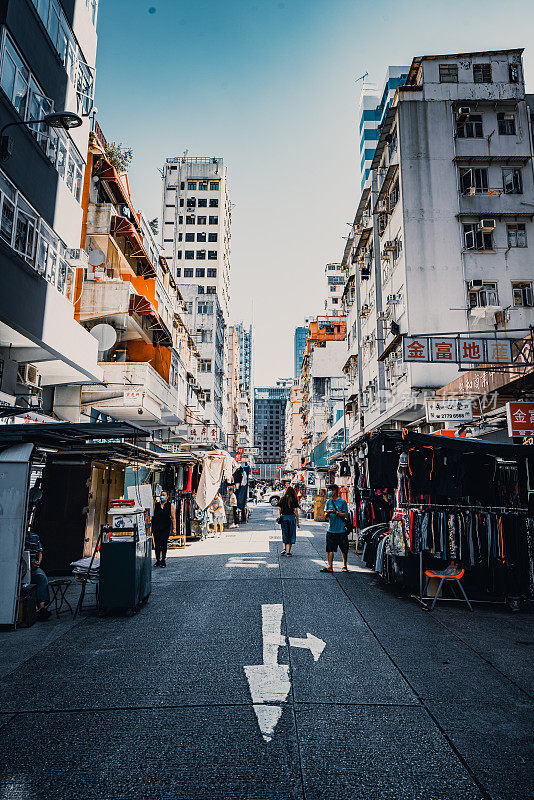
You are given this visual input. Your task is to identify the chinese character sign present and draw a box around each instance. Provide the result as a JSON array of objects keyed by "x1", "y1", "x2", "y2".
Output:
[
  {"x1": 430, "y1": 339, "x2": 456, "y2": 362},
  {"x1": 403, "y1": 337, "x2": 429, "y2": 362},
  {"x1": 187, "y1": 425, "x2": 220, "y2": 443},
  {"x1": 402, "y1": 336, "x2": 520, "y2": 365},
  {"x1": 506, "y1": 402, "x2": 534, "y2": 437}
]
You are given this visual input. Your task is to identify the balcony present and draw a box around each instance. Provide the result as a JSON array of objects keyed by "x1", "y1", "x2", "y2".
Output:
[{"x1": 81, "y1": 361, "x2": 182, "y2": 427}]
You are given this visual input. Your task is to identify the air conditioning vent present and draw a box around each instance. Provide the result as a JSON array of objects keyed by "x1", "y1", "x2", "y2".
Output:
[
  {"x1": 67, "y1": 248, "x2": 89, "y2": 268},
  {"x1": 18, "y1": 364, "x2": 41, "y2": 389}
]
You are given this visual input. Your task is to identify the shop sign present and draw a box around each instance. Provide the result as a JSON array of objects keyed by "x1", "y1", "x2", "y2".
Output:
[
  {"x1": 403, "y1": 336, "x2": 515, "y2": 364},
  {"x1": 123, "y1": 389, "x2": 142, "y2": 406},
  {"x1": 186, "y1": 425, "x2": 220, "y2": 444},
  {"x1": 425, "y1": 398, "x2": 473, "y2": 423},
  {"x1": 506, "y1": 402, "x2": 534, "y2": 437},
  {"x1": 306, "y1": 472, "x2": 316, "y2": 487},
  {"x1": 242, "y1": 446, "x2": 259, "y2": 455}
]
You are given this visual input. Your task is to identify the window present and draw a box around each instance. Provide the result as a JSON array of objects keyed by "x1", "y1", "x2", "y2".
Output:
[
  {"x1": 439, "y1": 64, "x2": 458, "y2": 83},
  {"x1": 200, "y1": 359, "x2": 212, "y2": 372},
  {"x1": 497, "y1": 112, "x2": 516, "y2": 136},
  {"x1": 199, "y1": 180, "x2": 208, "y2": 190},
  {"x1": 187, "y1": 181, "x2": 197, "y2": 190},
  {"x1": 473, "y1": 63, "x2": 492, "y2": 83},
  {"x1": 210, "y1": 182, "x2": 219, "y2": 190},
  {"x1": 463, "y1": 223, "x2": 493, "y2": 251},
  {"x1": 204, "y1": 389, "x2": 211, "y2": 402},
  {"x1": 180, "y1": 182, "x2": 185, "y2": 190},
  {"x1": 176, "y1": 250, "x2": 182, "y2": 259},
  {"x1": 197, "y1": 232, "x2": 206, "y2": 242},
  {"x1": 196, "y1": 251, "x2": 206, "y2": 260},
  {"x1": 209, "y1": 198, "x2": 219, "y2": 207},
  {"x1": 208, "y1": 233, "x2": 218, "y2": 242},
  {"x1": 186, "y1": 198, "x2": 196, "y2": 208},
  {"x1": 503, "y1": 168, "x2": 522, "y2": 194},
  {"x1": 468, "y1": 282, "x2": 498, "y2": 307},
  {"x1": 197, "y1": 216, "x2": 207, "y2": 225},
  {"x1": 208, "y1": 250, "x2": 217, "y2": 260},
  {"x1": 197, "y1": 285, "x2": 204, "y2": 294},
  {"x1": 460, "y1": 167, "x2": 488, "y2": 195},
  {"x1": 184, "y1": 253, "x2": 194, "y2": 263},
  {"x1": 184, "y1": 267, "x2": 194, "y2": 277},
  {"x1": 457, "y1": 114, "x2": 483, "y2": 138},
  {"x1": 179, "y1": 199, "x2": 184, "y2": 207},
  {"x1": 163, "y1": 238, "x2": 173, "y2": 243},
  {"x1": 198, "y1": 198, "x2": 207, "y2": 207},
  {"x1": 389, "y1": 181, "x2": 399, "y2": 211},
  {"x1": 185, "y1": 232, "x2": 195, "y2": 242},
  {"x1": 507, "y1": 224, "x2": 527, "y2": 248},
  {"x1": 178, "y1": 215, "x2": 183, "y2": 224},
  {"x1": 196, "y1": 268, "x2": 205, "y2": 277},
  {"x1": 176, "y1": 268, "x2": 181, "y2": 277},
  {"x1": 512, "y1": 281, "x2": 533, "y2": 306},
  {"x1": 178, "y1": 233, "x2": 183, "y2": 241},
  {"x1": 207, "y1": 286, "x2": 216, "y2": 294},
  {"x1": 207, "y1": 268, "x2": 217, "y2": 277},
  {"x1": 509, "y1": 64, "x2": 520, "y2": 83},
  {"x1": 198, "y1": 303, "x2": 213, "y2": 315},
  {"x1": 209, "y1": 216, "x2": 219, "y2": 225},
  {"x1": 186, "y1": 216, "x2": 195, "y2": 225},
  {"x1": 184, "y1": 301, "x2": 193, "y2": 312}
]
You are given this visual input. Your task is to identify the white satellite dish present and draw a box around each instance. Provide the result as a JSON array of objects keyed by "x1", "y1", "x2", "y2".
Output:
[
  {"x1": 90, "y1": 323, "x2": 117, "y2": 352},
  {"x1": 88, "y1": 249, "x2": 105, "y2": 267}
]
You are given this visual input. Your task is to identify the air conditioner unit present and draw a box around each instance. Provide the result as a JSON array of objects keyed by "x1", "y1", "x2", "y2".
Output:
[
  {"x1": 359, "y1": 304, "x2": 370, "y2": 316},
  {"x1": 469, "y1": 279, "x2": 484, "y2": 292},
  {"x1": 377, "y1": 311, "x2": 389, "y2": 321},
  {"x1": 479, "y1": 218, "x2": 496, "y2": 232},
  {"x1": 18, "y1": 363, "x2": 41, "y2": 389},
  {"x1": 363, "y1": 335, "x2": 374, "y2": 345},
  {"x1": 67, "y1": 248, "x2": 89, "y2": 268},
  {"x1": 457, "y1": 106, "x2": 471, "y2": 119},
  {"x1": 387, "y1": 294, "x2": 400, "y2": 304},
  {"x1": 383, "y1": 240, "x2": 396, "y2": 251}
]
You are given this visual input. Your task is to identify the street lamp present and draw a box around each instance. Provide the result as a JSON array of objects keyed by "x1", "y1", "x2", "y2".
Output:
[{"x1": 0, "y1": 111, "x2": 83, "y2": 161}]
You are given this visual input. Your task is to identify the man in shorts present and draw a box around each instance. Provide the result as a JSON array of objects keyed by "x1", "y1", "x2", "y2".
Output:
[{"x1": 321, "y1": 484, "x2": 350, "y2": 573}]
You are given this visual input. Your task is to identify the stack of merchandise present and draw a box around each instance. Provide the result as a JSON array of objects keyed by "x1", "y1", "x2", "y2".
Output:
[{"x1": 70, "y1": 556, "x2": 100, "y2": 582}]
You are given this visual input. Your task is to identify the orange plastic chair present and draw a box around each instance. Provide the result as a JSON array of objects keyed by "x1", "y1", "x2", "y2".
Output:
[{"x1": 424, "y1": 565, "x2": 473, "y2": 611}]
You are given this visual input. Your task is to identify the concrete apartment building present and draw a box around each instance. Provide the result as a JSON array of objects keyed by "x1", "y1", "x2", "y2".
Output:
[
  {"x1": 235, "y1": 321, "x2": 253, "y2": 451},
  {"x1": 161, "y1": 156, "x2": 231, "y2": 434},
  {"x1": 284, "y1": 380, "x2": 304, "y2": 472},
  {"x1": 343, "y1": 48, "x2": 534, "y2": 440},
  {"x1": 0, "y1": 0, "x2": 102, "y2": 418},
  {"x1": 293, "y1": 317, "x2": 312, "y2": 379},
  {"x1": 254, "y1": 379, "x2": 292, "y2": 479},
  {"x1": 224, "y1": 324, "x2": 239, "y2": 450},
  {"x1": 324, "y1": 263, "x2": 344, "y2": 317}
]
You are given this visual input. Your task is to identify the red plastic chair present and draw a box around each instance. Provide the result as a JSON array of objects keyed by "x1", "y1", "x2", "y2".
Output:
[{"x1": 424, "y1": 565, "x2": 473, "y2": 611}]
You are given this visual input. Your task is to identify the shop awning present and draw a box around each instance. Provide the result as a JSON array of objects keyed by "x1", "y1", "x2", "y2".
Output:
[
  {"x1": 128, "y1": 293, "x2": 173, "y2": 347},
  {"x1": 111, "y1": 215, "x2": 156, "y2": 278},
  {"x1": 0, "y1": 421, "x2": 150, "y2": 448}
]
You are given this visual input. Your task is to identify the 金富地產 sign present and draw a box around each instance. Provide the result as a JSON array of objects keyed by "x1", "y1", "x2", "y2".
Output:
[
  {"x1": 403, "y1": 336, "x2": 515, "y2": 365},
  {"x1": 506, "y1": 402, "x2": 534, "y2": 438},
  {"x1": 425, "y1": 398, "x2": 474, "y2": 423}
]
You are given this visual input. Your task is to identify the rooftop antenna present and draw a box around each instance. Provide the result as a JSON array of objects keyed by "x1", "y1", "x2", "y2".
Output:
[{"x1": 355, "y1": 71, "x2": 368, "y2": 84}]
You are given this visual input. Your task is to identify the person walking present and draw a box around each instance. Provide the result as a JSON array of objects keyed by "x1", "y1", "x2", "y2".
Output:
[
  {"x1": 321, "y1": 484, "x2": 350, "y2": 573},
  {"x1": 152, "y1": 491, "x2": 176, "y2": 567},
  {"x1": 279, "y1": 485, "x2": 300, "y2": 557},
  {"x1": 228, "y1": 487, "x2": 239, "y2": 527},
  {"x1": 210, "y1": 492, "x2": 226, "y2": 537}
]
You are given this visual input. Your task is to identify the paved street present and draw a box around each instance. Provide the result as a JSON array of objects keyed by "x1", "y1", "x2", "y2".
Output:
[{"x1": 0, "y1": 503, "x2": 533, "y2": 800}]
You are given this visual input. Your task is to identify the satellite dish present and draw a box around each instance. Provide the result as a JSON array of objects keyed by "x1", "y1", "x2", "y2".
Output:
[
  {"x1": 90, "y1": 324, "x2": 117, "y2": 352},
  {"x1": 88, "y1": 249, "x2": 105, "y2": 267}
]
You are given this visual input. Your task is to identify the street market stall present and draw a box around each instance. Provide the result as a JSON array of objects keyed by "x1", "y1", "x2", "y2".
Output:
[{"x1": 350, "y1": 430, "x2": 534, "y2": 608}]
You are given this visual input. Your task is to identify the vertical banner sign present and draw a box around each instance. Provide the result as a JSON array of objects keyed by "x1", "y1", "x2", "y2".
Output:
[{"x1": 506, "y1": 402, "x2": 534, "y2": 437}]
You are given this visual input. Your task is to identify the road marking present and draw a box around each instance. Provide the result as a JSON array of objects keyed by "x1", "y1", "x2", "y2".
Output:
[{"x1": 244, "y1": 603, "x2": 326, "y2": 742}]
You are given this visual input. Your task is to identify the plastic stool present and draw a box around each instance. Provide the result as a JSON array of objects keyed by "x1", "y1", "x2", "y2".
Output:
[{"x1": 424, "y1": 566, "x2": 473, "y2": 612}]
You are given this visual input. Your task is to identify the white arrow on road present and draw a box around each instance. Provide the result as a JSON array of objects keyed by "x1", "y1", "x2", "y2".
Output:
[
  {"x1": 288, "y1": 633, "x2": 326, "y2": 662},
  {"x1": 244, "y1": 604, "x2": 326, "y2": 742}
]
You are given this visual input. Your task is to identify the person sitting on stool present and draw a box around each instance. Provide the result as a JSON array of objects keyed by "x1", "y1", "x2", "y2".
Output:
[
  {"x1": 152, "y1": 491, "x2": 176, "y2": 567},
  {"x1": 25, "y1": 530, "x2": 51, "y2": 621}
]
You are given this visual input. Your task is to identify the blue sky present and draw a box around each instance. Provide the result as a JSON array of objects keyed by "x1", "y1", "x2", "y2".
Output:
[{"x1": 94, "y1": 0, "x2": 534, "y2": 384}]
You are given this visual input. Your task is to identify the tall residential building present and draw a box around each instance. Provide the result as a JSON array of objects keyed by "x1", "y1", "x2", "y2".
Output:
[
  {"x1": 0, "y1": 0, "x2": 102, "y2": 419},
  {"x1": 324, "y1": 263, "x2": 344, "y2": 317},
  {"x1": 235, "y1": 321, "x2": 253, "y2": 391},
  {"x1": 224, "y1": 325, "x2": 239, "y2": 450},
  {"x1": 343, "y1": 48, "x2": 534, "y2": 440},
  {"x1": 161, "y1": 156, "x2": 231, "y2": 432},
  {"x1": 284, "y1": 380, "x2": 304, "y2": 471},
  {"x1": 254, "y1": 380, "x2": 292, "y2": 478},
  {"x1": 359, "y1": 66, "x2": 409, "y2": 190},
  {"x1": 294, "y1": 317, "x2": 312, "y2": 379}
]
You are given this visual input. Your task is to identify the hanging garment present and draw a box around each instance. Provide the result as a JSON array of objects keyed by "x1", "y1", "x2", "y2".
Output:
[{"x1": 196, "y1": 450, "x2": 236, "y2": 510}]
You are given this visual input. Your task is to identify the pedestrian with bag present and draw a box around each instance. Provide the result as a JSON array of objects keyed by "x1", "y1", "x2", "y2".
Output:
[
  {"x1": 278, "y1": 485, "x2": 300, "y2": 557},
  {"x1": 210, "y1": 492, "x2": 226, "y2": 537},
  {"x1": 321, "y1": 484, "x2": 351, "y2": 573},
  {"x1": 152, "y1": 491, "x2": 176, "y2": 567},
  {"x1": 228, "y1": 487, "x2": 239, "y2": 527}
]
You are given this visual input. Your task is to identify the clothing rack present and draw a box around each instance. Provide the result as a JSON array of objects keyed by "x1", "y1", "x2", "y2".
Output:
[{"x1": 398, "y1": 503, "x2": 528, "y2": 514}]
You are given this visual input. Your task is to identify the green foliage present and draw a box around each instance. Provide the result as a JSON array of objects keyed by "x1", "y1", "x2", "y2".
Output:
[
  {"x1": 149, "y1": 217, "x2": 159, "y2": 235},
  {"x1": 104, "y1": 142, "x2": 133, "y2": 173}
]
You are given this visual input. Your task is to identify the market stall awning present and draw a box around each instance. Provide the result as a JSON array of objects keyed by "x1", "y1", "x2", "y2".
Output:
[
  {"x1": 0, "y1": 421, "x2": 150, "y2": 448},
  {"x1": 111, "y1": 215, "x2": 156, "y2": 278}
]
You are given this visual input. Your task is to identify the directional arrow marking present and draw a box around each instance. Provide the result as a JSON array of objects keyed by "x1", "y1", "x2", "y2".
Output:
[
  {"x1": 244, "y1": 604, "x2": 326, "y2": 742},
  {"x1": 289, "y1": 633, "x2": 326, "y2": 662}
]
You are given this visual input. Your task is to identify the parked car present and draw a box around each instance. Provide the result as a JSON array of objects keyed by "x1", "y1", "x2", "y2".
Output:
[{"x1": 263, "y1": 490, "x2": 281, "y2": 507}]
